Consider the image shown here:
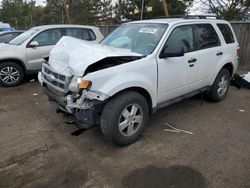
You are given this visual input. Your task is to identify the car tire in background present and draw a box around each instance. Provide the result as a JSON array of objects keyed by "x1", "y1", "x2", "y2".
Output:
[
  {"x1": 0, "y1": 62, "x2": 24, "y2": 87},
  {"x1": 208, "y1": 68, "x2": 230, "y2": 102},
  {"x1": 100, "y1": 91, "x2": 149, "y2": 146}
]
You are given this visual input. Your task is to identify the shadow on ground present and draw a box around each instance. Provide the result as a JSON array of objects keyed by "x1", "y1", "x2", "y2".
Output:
[{"x1": 123, "y1": 165, "x2": 207, "y2": 188}]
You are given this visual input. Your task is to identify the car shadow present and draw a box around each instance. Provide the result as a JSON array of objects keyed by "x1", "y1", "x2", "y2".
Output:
[{"x1": 123, "y1": 165, "x2": 207, "y2": 188}]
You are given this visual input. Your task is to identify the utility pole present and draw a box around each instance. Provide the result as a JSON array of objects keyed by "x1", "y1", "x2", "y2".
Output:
[
  {"x1": 61, "y1": 9, "x2": 64, "y2": 24},
  {"x1": 140, "y1": 0, "x2": 145, "y2": 20},
  {"x1": 161, "y1": 0, "x2": 169, "y2": 16},
  {"x1": 64, "y1": 0, "x2": 71, "y2": 24}
]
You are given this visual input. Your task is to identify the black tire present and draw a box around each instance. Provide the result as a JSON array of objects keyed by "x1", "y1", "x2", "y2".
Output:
[
  {"x1": 208, "y1": 68, "x2": 230, "y2": 102},
  {"x1": 100, "y1": 91, "x2": 149, "y2": 146},
  {"x1": 0, "y1": 62, "x2": 24, "y2": 87}
]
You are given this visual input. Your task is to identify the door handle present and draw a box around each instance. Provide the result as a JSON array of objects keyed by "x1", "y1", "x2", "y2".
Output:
[
  {"x1": 188, "y1": 58, "x2": 197, "y2": 63},
  {"x1": 216, "y1": 51, "x2": 223, "y2": 56}
]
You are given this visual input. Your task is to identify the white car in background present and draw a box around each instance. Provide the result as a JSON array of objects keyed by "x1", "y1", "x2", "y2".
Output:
[{"x1": 0, "y1": 25, "x2": 104, "y2": 86}]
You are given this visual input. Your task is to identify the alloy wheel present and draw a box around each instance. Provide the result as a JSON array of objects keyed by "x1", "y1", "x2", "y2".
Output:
[
  {"x1": 118, "y1": 104, "x2": 143, "y2": 137},
  {"x1": 217, "y1": 75, "x2": 228, "y2": 97},
  {"x1": 0, "y1": 66, "x2": 20, "y2": 84}
]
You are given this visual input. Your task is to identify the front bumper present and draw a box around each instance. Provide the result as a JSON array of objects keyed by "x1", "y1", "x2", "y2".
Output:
[
  {"x1": 39, "y1": 72, "x2": 106, "y2": 126},
  {"x1": 44, "y1": 85, "x2": 103, "y2": 126}
]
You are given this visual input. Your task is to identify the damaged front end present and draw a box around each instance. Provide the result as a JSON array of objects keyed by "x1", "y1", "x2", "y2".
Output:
[
  {"x1": 38, "y1": 36, "x2": 144, "y2": 127},
  {"x1": 38, "y1": 62, "x2": 109, "y2": 127}
]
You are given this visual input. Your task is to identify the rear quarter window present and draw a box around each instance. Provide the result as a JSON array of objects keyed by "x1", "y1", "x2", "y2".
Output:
[
  {"x1": 195, "y1": 24, "x2": 220, "y2": 49},
  {"x1": 64, "y1": 28, "x2": 96, "y2": 41},
  {"x1": 82, "y1": 29, "x2": 96, "y2": 41},
  {"x1": 217, "y1": 24, "x2": 235, "y2": 44}
]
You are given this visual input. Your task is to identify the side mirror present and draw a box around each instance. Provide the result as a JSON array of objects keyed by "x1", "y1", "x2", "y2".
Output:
[
  {"x1": 160, "y1": 46, "x2": 184, "y2": 58},
  {"x1": 29, "y1": 41, "x2": 39, "y2": 48}
]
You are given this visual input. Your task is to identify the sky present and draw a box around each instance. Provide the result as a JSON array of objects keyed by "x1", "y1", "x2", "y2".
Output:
[
  {"x1": 34, "y1": 0, "x2": 46, "y2": 6},
  {"x1": 0, "y1": 0, "x2": 46, "y2": 6},
  {"x1": 188, "y1": 0, "x2": 208, "y2": 14}
]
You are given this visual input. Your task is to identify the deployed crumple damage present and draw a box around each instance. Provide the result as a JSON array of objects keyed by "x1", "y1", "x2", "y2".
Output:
[
  {"x1": 45, "y1": 36, "x2": 144, "y2": 112},
  {"x1": 66, "y1": 90, "x2": 109, "y2": 113},
  {"x1": 84, "y1": 56, "x2": 143, "y2": 75},
  {"x1": 49, "y1": 36, "x2": 143, "y2": 77}
]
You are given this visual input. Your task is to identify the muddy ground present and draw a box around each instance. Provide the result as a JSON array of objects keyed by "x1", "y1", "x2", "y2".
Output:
[{"x1": 0, "y1": 72, "x2": 250, "y2": 188}]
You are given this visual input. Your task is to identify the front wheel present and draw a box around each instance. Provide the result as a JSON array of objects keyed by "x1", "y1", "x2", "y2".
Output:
[
  {"x1": 100, "y1": 91, "x2": 149, "y2": 146},
  {"x1": 0, "y1": 62, "x2": 24, "y2": 87},
  {"x1": 208, "y1": 68, "x2": 230, "y2": 102}
]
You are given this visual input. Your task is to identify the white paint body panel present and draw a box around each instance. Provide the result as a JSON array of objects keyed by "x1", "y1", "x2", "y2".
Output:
[{"x1": 45, "y1": 19, "x2": 239, "y2": 109}]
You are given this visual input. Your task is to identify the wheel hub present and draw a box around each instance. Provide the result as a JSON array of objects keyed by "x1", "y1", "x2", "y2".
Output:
[
  {"x1": 118, "y1": 104, "x2": 143, "y2": 137},
  {"x1": 217, "y1": 75, "x2": 228, "y2": 97},
  {"x1": 0, "y1": 66, "x2": 20, "y2": 84}
]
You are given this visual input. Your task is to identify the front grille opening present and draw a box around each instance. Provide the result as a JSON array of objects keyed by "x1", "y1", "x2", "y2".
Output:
[{"x1": 43, "y1": 65, "x2": 69, "y2": 92}]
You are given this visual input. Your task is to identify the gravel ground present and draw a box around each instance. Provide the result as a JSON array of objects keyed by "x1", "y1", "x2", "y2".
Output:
[{"x1": 0, "y1": 73, "x2": 250, "y2": 188}]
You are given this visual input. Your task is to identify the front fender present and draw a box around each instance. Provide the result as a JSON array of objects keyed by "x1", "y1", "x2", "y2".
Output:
[
  {"x1": 85, "y1": 69, "x2": 157, "y2": 108},
  {"x1": 103, "y1": 74, "x2": 157, "y2": 107}
]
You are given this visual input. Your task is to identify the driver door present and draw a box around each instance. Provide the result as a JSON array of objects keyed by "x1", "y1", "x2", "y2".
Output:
[
  {"x1": 26, "y1": 28, "x2": 63, "y2": 70},
  {"x1": 157, "y1": 25, "x2": 200, "y2": 103}
]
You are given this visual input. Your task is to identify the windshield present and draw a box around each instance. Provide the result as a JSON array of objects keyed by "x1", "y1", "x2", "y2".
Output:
[
  {"x1": 8, "y1": 28, "x2": 39, "y2": 45},
  {"x1": 101, "y1": 23, "x2": 168, "y2": 55}
]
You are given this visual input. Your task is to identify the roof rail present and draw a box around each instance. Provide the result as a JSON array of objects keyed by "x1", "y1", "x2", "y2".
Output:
[{"x1": 150, "y1": 15, "x2": 222, "y2": 20}]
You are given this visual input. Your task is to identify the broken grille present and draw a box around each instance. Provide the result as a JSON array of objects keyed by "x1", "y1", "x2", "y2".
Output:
[{"x1": 42, "y1": 63, "x2": 71, "y2": 93}]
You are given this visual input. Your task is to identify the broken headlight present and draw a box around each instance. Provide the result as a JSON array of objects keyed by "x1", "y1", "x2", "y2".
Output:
[
  {"x1": 69, "y1": 76, "x2": 91, "y2": 92},
  {"x1": 69, "y1": 76, "x2": 80, "y2": 92}
]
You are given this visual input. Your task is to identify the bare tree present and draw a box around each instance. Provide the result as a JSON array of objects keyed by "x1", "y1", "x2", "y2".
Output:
[{"x1": 201, "y1": 0, "x2": 250, "y2": 20}]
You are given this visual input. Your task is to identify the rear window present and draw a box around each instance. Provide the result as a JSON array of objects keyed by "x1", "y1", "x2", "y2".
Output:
[
  {"x1": 217, "y1": 24, "x2": 235, "y2": 44},
  {"x1": 195, "y1": 24, "x2": 220, "y2": 49}
]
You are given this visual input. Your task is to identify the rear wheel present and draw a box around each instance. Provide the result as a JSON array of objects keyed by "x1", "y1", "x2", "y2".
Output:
[
  {"x1": 0, "y1": 62, "x2": 24, "y2": 87},
  {"x1": 100, "y1": 91, "x2": 149, "y2": 146},
  {"x1": 208, "y1": 68, "x2": 230, "y2": 102}
]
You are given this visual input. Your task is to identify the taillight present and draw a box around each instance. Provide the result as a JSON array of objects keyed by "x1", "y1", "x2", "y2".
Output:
[{"x1": 237, "y1": 47, "x2": 240, "y2": 59}]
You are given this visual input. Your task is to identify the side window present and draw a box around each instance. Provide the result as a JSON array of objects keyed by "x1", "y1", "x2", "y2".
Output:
[
  {"x1": 164, "y1": 25, "x2": 194, "y2": 53},
  {"x1": 82, "y1": 29, "x2": 96, "y2": 41},
  {"x1": 65, "y1": 28, "x2": 83, "y2": 39},
  {"x1": 32, "y1": 29, "x2": 62, "y2": 46},
  {"x1": 217, "y1": 24, "x2": 235, "y2": 44},
  {"x1": 195, "y1": 24, "x2": 220, "y2": 49},
  {"x1": 0, "y1": 33, "x2": 13, "y2": 43}
]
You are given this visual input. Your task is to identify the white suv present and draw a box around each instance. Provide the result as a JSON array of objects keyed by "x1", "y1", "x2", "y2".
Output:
[{"x1": 39, "y1": 17, "x2": 239, "y2": 145}]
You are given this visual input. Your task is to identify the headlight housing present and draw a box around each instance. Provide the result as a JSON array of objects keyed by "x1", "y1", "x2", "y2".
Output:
[
  {"x1": 68, "y1": 76, "x2": 79, "y2": 92},
  {"x1": 69, "y1": 76, "x2": 91, "y2": 92}
]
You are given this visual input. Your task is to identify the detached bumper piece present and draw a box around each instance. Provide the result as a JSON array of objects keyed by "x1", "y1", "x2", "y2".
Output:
[{"x1": 43, "y1": 85, "x2": 104, "y2": 128}]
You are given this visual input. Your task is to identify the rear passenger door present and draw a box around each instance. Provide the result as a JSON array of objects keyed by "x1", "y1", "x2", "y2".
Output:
[
  {"x1": 192, "y1": 24, "x2": 222, "y2": 88},
  {"x1": 216, "y1": 23, "x2": 238, "y2": 69}
]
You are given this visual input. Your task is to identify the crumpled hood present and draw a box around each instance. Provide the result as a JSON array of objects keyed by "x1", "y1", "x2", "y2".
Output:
[{"x1": 49, "y1": 36, "x2": 143, "y2": 77}]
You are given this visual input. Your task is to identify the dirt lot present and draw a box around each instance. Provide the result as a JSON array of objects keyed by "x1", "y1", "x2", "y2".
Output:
[{"x1": 0, "y1": 73, "x2": 250, "y2": 188}]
